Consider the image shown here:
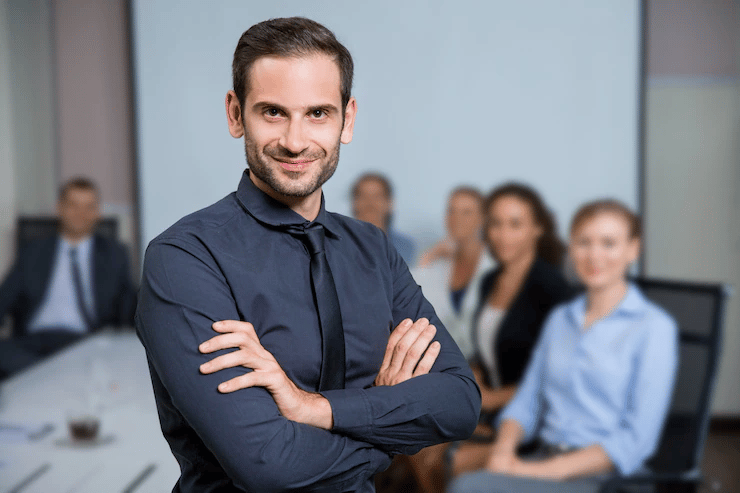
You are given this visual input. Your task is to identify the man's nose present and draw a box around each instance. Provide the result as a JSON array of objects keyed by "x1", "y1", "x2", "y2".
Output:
[{"x1": 279, "y1": 119, "x2": 309, "y2": 154}]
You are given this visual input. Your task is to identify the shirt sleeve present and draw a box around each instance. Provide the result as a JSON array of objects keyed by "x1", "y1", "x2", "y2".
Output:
[
  {"x1": 598, "y1": 311, "x2": 679, "y2": 475},
  {"x1": 496, "y1": 310, "x2": 555, "y2": 442},
  {"x1": 137, "y1": 239, "x2": 391, "y2": 492},
  {"x1": 321, "y1": 235, "x2": 481, "y2": 456}
]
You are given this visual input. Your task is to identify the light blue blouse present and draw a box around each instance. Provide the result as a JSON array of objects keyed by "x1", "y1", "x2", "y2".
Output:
[{"x1": 499, "y1": 283, "x2": 678, "y2": 475}]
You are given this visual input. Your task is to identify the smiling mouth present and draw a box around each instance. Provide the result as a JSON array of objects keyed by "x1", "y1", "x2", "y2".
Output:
[{"x1": 273, "y1": 158, "x2": 315, "y2": 172}]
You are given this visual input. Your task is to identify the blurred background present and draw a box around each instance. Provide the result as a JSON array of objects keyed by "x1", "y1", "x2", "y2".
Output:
[{"x1": 0, "y1": 0, "x2": 738, "y2": 489}]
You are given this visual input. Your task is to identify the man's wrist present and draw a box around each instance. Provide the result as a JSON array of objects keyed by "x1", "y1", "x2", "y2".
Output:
[{"x1": 296, "y1": 392, "x2": 333, "y2": 430}]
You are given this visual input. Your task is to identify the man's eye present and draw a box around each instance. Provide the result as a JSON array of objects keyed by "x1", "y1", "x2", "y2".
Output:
[
  {"x1": 311, "y1": 110, "x2": 325, "y2": 118},
  {"x1": 266, "y1": 108, "x2": 280, "y2": 117}
]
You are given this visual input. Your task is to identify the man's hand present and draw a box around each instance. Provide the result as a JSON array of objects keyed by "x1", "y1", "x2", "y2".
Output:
[
  {"x1": 199, "y1": 320, "x2": 332, "y2": 430},
  {"x1": 374, "y1": 318, "x2": 441, "y2": 386}
]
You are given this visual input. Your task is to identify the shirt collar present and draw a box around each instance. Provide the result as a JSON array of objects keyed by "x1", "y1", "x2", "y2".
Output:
[
  {"x1": 567, "y1": 282, "x2": 647, "y2": 326},
  {"x1": 614, "y1": 283, "x2": 648, "y2": 316},
  {"x1": 235, "y1": 170, "x2": 341, "y2": 238},
  {"x1": 60, "y1": 235, "x2": 93, "y2": 255}
]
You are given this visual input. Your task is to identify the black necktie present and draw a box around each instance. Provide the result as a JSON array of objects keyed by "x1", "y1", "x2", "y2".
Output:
[
  {"x1": 70, "y1": 247, "x2": 94, "y2": 331},
  {"x1": 302, "y1": 223, "x2": 346, "y2": 391}
]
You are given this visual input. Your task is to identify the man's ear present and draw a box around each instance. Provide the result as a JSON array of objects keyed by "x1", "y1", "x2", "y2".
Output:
[
  {"x1": 340, "y1": 97, "x2": 357, "y2": 144},
  {"x1": 225, "y1": 90, "x2": 245, "y2": 138}
]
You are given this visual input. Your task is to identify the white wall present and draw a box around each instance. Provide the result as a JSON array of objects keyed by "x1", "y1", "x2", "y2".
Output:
[
  {"x1": 644, "y1": 0, "x2": 740, "y2": 416},
  {"x1": 645, "y1": 82, "x2": 740, "y2": 415},
  {"x1": 4, "y1": 0, "x2": 57, "y2": 216},
  {"x1": 132, "y1": 0, "x2": 641, "y2": 253},
  {"x1": 53, "y1": 0, "x2": 137, "y2": 262}
]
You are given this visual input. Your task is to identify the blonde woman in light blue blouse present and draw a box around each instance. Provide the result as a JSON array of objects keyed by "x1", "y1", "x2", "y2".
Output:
[{"x1": 449, "y1": 200, "x2": 678, "y2": 493}]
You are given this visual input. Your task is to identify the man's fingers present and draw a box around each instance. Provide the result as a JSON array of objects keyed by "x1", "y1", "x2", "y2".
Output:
[
  {"x1": 199, "y1": 332, "x2": 253, "y2": 354},
  {"x1": 212, "y1": 319, "x2": 254, "y2": 333},
  {"x1": 200, "y1": 349, "x2": 261, "y2": 374},
  {"x1": 217, "y1": 371, "x2": 266, "y2": 393},
  {"x1": 388, "y1": 318, "x2": 429, "y2": 376},
  {"x1": 399, "y1": 323, "x2": 436, "y2": 376},
  {"x1": 379, "y1": 318, "x2": 413, "y2": 373},
  {"x1": 211, "y1": 320, "x2": 261, "y2": 344},
  {"x1": 412, "y1": 341, "x2": 440, "y2": 377}
]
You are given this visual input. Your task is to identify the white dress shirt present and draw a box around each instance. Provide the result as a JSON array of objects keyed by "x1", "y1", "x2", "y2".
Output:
[
  {"x1": 411, "y1": 251, "x2": 495, "y2": 359},
  {"x1": 476, "y1": 305, "x2": 506, "y2": 387},
  {"x1": 28, "y1": 236, "x2": 95, "y2": 333}
]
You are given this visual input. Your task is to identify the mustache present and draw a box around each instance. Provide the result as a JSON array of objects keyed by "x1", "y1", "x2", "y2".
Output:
[{"x1": 263, "y1": 145, "x2": 325, "y2": 162}]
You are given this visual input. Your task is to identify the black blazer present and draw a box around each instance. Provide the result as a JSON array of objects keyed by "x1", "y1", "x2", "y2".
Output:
[
  {"x1": 472, "y1": 258, "x2": 572, "y2": 387},
  {"x1": 0, "y1": 234, "x2": 137, "y2": 335}
]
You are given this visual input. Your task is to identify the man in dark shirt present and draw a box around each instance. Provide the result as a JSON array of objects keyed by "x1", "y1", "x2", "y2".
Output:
[{"x1": 136, "y1": 17, "x2": 480, "y2": 492}]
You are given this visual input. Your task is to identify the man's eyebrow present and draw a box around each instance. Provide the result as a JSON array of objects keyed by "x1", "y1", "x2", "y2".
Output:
[
  {"x1": 307, "y1": 104, "x2": 339, "y2": 114},
  {"x1": 251, "y1": 101, "x2": 339, "y2": 114},
  {"x1": 252, "y1": 101, "x2": 288, "y2": 112}
]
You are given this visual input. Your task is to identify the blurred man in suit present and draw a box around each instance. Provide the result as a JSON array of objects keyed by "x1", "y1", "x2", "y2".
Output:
[{"x1": 0, "y1": 178, "x2": 137, "y2": 378}]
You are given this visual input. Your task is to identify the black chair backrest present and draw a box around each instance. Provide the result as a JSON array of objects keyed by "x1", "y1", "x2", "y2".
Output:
[
  {"x1": 16, "y1": 216, "x2": 119, "y2": 251},
  {"x1": 635, "y1": 278, "x2": 730, "y2": 474}
]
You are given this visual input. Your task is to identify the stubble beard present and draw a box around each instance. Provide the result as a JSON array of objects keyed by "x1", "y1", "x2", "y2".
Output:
[{"x1": 244, "y1": 132, "x2": 340, "y2": 198}]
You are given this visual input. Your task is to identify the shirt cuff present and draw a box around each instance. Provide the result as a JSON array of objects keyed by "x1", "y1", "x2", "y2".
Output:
[
  {"x1": 598, "y1": 438, "x2": 635, "y2": 476},
  {"x1": 498, "y1": 405, "x2": 536, "y2": 443},
  {"x1": 321, "y1": 388, "x2": 372, "y2": 436}
]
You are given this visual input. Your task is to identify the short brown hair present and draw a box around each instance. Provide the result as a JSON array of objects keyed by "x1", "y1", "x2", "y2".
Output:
[
  {"x1": 59, "y1": 177, "x2": 98, "y2": 201},
  {"x1": 351, "y1": 172, "x2": 393, "y2": 200},
  {"x1": 450, "y1": 186, "x2": 483, "y2": 206},
  {"x1": 232, "y1": 17, "x2": 354, "y2": 113},
  {"x1": 570, "y1": 199, "x2": 642, "y2": 239},
  {"x1": 485, "y1": 182, "x2": 566, "y2": 267}
]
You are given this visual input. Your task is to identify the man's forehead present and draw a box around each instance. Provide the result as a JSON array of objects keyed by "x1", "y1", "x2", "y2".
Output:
[
  {"x1": 357, "y1": 179, "x2": 387, "y2": 195},
  {"x1": 62, "y1": 188, "x2": 98, "y2": 202},
  {"x1": 246, "y1": 54, "x2": 342, "y2": 106}
]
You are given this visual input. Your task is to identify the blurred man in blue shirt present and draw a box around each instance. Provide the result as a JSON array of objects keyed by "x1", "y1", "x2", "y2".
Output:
[{"x1": 351, "y1": 172, "x2": 417, "y2": 266}]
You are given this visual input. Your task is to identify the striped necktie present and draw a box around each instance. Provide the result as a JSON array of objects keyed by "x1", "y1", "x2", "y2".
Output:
[{"x1": 69, "y1": 247, "x2": 94, "y2": 331}]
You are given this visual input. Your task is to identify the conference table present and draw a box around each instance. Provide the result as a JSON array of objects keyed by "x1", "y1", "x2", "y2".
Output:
[{"x1": 0, "y1": 330, "x2": 179, "y2": 492}]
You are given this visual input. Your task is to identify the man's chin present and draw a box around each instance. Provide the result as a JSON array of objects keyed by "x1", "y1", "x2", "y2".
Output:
[{"x1": 269, "y1": 174, "x2": 321, "y2": 198}]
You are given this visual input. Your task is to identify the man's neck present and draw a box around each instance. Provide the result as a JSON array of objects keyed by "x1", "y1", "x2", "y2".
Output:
[
  {"x1": 61, "y1": 231, "x2": 92, "y2": 245},
  {"x1": 249, "y1": 172, "x2": 322, "y2": 222}
]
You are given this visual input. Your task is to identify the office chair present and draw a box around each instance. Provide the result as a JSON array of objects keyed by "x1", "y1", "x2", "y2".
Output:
[
  {"x1": 16, "y1": 216, "x2": 119, "y2": 251},
  {"x1": 601, "y1": 277, "x2": 731, "y2": 493}
]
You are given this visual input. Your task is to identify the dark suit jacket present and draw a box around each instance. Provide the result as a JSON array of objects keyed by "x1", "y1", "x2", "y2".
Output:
[
  {"x1": 472, "y1": 258, "x2": 572, "y2": 387},
  {"x1": 0, "y1": 234, "x2": 137, "y2": 335}
]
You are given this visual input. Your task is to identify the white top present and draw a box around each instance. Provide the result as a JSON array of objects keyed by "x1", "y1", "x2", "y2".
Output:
[
  {"x1": 411, "y1": 251, "x2": 495, "y2": 359},
  {"x1": 28, "y1": 236, "x2": 95, "y2": 333},
  {"x1": 476, "y1": 305, "x2": 506, "y2": 387}
]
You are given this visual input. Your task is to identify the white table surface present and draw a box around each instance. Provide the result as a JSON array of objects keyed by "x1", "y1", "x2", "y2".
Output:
[{"x1": 0, "y1": 331, "x2": 180, "y2": 492}]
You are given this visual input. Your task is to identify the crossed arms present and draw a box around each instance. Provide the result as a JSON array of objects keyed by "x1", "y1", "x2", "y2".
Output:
[
  {"x1": 137, "y1": 237, "x2": 480, "y2": 492},
  {"x1": 199, "y1": 318, "x2": 441, "y2": 431}
]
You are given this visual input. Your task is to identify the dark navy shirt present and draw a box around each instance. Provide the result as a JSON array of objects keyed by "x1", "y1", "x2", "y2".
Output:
[{"x1": 136, "y1": 171, "x2": 480, "y2": 492}]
